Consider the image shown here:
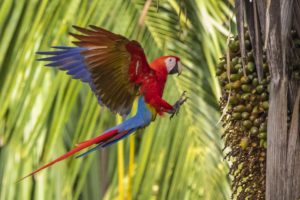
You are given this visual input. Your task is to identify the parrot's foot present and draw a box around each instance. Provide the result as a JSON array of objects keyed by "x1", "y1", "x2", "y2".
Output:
[{"x1": 170, "y1": 91, "x2": 188, "y2": 119}]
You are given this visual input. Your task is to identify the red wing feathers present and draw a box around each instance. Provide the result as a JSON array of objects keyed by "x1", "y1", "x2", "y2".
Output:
[{"x1": 70, "y1": 25, "x2": 153, "y2": 116}]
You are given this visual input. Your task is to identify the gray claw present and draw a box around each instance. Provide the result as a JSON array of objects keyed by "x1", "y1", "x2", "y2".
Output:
[{"x1": 169, "y1": 92, "x2": 188, "y2": 119}]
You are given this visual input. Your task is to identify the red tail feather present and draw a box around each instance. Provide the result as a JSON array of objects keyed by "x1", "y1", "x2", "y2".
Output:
[{"x1": 19, "y1": 129, "x2": 118, "y2": 181}]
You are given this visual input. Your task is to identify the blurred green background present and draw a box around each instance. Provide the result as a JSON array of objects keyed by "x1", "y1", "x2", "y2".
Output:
[{"x1": 0, "y1": 0, "x2": 232, "y2": 199}]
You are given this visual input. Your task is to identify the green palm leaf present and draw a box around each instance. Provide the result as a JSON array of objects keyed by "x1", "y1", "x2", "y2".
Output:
[{"x1": 0, "y1": 0, "x2": 232, "y2": 199}]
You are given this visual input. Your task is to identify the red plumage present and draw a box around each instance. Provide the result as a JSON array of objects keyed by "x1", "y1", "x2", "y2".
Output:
[
  {"x1": 70, "y1": 25, "x2": 181, "y2": 116},
  {"x1": 19, "y1": 129, "x2": 119, "y2": 181},
  {"x1": 19, "y1": 26, "x2": 185, "y2": 181},
  {"x1": 126, "y1": 44, "x2": 177, "y2": 114},
  {"x1": 126, "y1": 42, "x2": 182, "y2": 114}
]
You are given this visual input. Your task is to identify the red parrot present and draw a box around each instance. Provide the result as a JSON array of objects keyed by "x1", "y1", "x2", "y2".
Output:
[{"x1": 20, "y1": 25, "x2": 187, "y2": 180}]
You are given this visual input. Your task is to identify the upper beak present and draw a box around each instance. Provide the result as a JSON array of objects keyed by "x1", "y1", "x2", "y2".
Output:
[
  {"x1": 177, "y1": 61, "x2": 183, "y2": 76},
  {"x1": 169, "y1": 61, "x2": 183, "y2": 76}
]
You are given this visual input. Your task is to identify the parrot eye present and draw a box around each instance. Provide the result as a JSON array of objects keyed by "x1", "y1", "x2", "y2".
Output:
[{"x1": 165, "y1": 57, "x2": 176, "y2": 73}]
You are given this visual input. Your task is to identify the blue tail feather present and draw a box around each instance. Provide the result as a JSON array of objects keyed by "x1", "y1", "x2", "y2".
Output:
[
  {"x1": 75, "y1": 144, "x2": 102, "y2": 158},
  {"x1": 101, "y1": 129, "x2": 136, "y2": 148},
  {"x1": 75, "y1": 97, "x2": 154, "y2": 158},
  {"x1": 75, "y1": 128, "x2": 137, "y2": 159}
]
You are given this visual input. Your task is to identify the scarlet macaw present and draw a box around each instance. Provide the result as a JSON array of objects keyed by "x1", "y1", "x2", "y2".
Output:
[{"x1": 21, "y1": 25, "x2": 186, "y2": 180}]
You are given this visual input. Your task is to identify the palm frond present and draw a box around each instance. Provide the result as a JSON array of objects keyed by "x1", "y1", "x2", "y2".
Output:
[{"x1": 0, "y1": 0, "x2": 232, "y2": 199}]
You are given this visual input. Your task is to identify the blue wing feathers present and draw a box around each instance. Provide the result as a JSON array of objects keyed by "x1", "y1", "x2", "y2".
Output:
[
  {"x1": 37, "y1": 46, "x2": 92, "y2": 84},
  {"x1": 37, "y1": 46, "x2": 155, "y2": 158},
  {"x1": 72, "y1": 69, "x2": 90, "y2": 81},
  {"x1": 52, "y1": 46, "x2": 74, "y2": 49},
  {"x1": 59, "y1": 62, "x2": 82, "y2": 70},
  {"x1": 67, "y1": 65, "x2": 85, "y2": 75},
  {"x1": 36, "y1": 51, "x2": 62, "y2": 56},
  {"x1": 38, "y1": 51, "x2": 82, "y2": 61}
]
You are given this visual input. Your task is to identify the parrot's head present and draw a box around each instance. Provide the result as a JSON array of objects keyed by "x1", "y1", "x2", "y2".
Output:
[
  {"x1": 151, "y1": 56, "x2": 183, "y2": 76},
  {"x1": 164, "y1": 56, "x2": 183, "y2": 75}
]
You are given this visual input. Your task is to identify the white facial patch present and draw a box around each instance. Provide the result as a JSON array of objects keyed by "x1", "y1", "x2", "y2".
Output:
[{"x1": 165, "y1": 57, "x2": 176, "y2": 73}]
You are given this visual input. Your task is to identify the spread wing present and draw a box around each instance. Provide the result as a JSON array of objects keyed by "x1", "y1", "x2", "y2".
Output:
[{"x1": 70, "y1": 25, "x2": 152, "y2": 116}]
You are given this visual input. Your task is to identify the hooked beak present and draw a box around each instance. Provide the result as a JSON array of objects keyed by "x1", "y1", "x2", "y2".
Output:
[
  {"x1": 177, "y1": 61, "x2": 183, "y2": 76},
  {"x1": 169, "y1": 61, "x2": 183, "y2": 76}
]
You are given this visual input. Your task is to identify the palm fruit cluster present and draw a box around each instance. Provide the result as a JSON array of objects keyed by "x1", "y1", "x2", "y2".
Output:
[{"x1": 217, "y1": 30, "x2": 269, "y2": 199}]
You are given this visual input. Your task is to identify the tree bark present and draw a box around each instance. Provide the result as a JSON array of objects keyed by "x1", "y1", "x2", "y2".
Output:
[
  {"x1": 286, "y1": 89, "x2": 300, "y2": 200},
  {"x1": 264, "y1": 1, "x2": 300, "y2": 199},
  {"x1": 238, "y1": 0, "x2": 300, "y2": 199},
  {"x1": 266, "y1": 1, "x2": 288, "y2": 199}
]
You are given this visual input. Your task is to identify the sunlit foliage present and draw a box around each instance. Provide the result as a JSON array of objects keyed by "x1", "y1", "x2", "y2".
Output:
[{"x1": 0, "y1": 0, "x2": 231, "y2": 199}]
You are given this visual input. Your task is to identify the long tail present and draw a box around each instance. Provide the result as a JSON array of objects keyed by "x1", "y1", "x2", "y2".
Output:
[
  {"x1": 19, "y1": 97, "x2": 154, "y2": 181},
  {"x1": 19, "y1": 129, "x2": 119, "y2": 181}
]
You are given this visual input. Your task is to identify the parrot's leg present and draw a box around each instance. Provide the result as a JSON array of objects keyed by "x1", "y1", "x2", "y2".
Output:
[{"x1": 170, "y1": 91, "x2": 188, "y2": 119}]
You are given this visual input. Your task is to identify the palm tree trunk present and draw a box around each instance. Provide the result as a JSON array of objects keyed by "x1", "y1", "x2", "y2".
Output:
[
  {"x1": 265, "y1": 1, "x2": 300, "y2": 199},
  {"x1": 236, "y1": 0, "x2": 300, "y2": 199}
]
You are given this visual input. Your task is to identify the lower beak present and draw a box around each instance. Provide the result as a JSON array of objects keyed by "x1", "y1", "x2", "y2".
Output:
[{"x1": 169, "y1": 61, "x2": 183, "y2": 75}]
